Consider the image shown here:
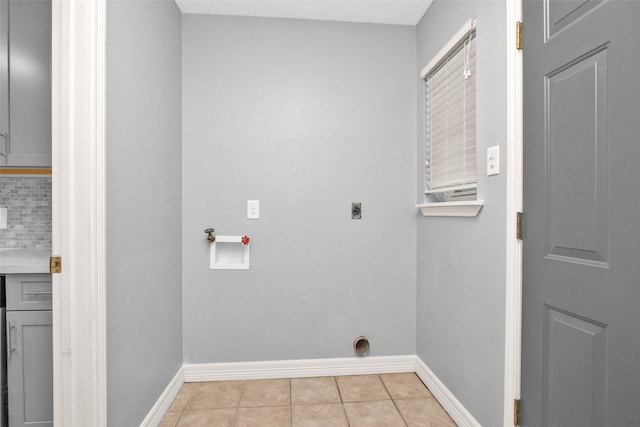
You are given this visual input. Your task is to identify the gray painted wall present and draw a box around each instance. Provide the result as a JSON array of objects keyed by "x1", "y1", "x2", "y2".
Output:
[
  {"x1": 416, "y1": 2, "x2": 507, "y2": 426},
  {"x1": 182, "y1": 15, "x2": 417, "y2": 363},
  {"x1": 106, "y1": 0, "x2": 182, "y2": 425}
]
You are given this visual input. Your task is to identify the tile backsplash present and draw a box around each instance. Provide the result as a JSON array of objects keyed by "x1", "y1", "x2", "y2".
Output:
[{"x1": 0, "y1": 176, "x2": 52, "y2": 249}]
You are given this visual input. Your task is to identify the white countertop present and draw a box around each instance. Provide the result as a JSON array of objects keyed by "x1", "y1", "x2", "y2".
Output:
[{"x1": 0, "y1": 248, "x2": 51, "y2": 274}]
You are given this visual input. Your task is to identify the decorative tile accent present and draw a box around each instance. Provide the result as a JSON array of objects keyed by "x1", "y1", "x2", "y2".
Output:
[{"x1": 0, "y1": 176, "x2": 51, "y2": 249}]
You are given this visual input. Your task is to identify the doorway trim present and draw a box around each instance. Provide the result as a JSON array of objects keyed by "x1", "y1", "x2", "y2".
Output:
[
  {"x1": 52, "y1": 0, "x2": 107, "y2": 424},
  {"x1": 503, "y1": 0, "x2": 523, "y2": 426},
  {"x1": 50, "y1": 0, "x2": 521, "y2": 425}
]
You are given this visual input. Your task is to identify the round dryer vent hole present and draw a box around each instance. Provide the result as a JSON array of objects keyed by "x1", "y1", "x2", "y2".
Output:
[{"x1": 353, "y1": 336, "x2": 370, "y2": 354}]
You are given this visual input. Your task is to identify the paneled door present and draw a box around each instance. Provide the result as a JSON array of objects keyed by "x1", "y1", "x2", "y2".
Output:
[{"x1": 522, "y1": 0, "x2": 640, "y2": 425}]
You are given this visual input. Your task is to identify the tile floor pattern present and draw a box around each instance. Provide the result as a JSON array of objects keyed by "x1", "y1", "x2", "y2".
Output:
[{"x1": 160, "y1": 373, "x2": 457, "y2": 427}]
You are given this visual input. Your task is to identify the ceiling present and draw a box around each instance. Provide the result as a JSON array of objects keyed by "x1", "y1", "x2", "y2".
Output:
[{"x1": 174, "y1": 0, "x2": 434, "y2": 26}]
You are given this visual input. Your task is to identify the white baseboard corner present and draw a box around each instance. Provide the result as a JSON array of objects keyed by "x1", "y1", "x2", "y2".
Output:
[
  {"x1": 183, "y1": 355, "x2": 417, "y2": 382},
  {"x1": 140, "y1": 366, "x2": 185, "y2": 427},
  {"x1": 414, "y1": 356, "x2": 481, "y2": 427}
]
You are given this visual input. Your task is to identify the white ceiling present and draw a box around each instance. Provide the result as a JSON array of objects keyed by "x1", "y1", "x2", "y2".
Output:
[{"x1": 174, "y1": 0, "x2": 434, "y2": 26}]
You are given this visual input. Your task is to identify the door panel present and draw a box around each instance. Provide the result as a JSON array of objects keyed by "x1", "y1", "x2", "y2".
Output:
[
  {"x1": 543, "y1": 306, "x2": 606, "y2": 427},
  {"x1": 522, "y1": 1, "x2": 640, "y2": 425},
  {"x1": 547, "y1": 0, "x2": 605, "y2": 38},
  {"x1": 545, "y1": 46, "x2": 608, "y2": 266}
]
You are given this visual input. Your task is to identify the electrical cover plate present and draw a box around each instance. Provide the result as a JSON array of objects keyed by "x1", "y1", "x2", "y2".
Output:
[
  {"x1": 487, "y1": 145, "x2": 500, "y2": 176},
  {"x1": 247, "y1": 200, "x2": 259, "y2": 219},
  {"x1": 0, "y1": 207, "x2": 6, "y2": 229}
]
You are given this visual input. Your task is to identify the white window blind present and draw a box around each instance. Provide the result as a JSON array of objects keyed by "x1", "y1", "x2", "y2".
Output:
[{"x1": 423, "y1": 21, "x2": 476, "y2": 195}]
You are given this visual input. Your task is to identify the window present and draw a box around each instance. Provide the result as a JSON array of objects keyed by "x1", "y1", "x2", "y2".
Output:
[{"x1": 422, "y1": 19, "x2": 476, "y2": 201}]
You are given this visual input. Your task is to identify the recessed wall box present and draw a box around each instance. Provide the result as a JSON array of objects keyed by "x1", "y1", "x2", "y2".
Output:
[{"x1": 210, "y1": 236, "x2": 250, "y2": 270}]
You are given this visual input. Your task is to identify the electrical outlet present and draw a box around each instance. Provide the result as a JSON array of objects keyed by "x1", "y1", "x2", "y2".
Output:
[
  {"x1": 0, "y1": 207, "x2": 6, "y2": 229},
  {"x1": 247, "y1": 200, "x2": 259, "y2": 219},
  {"x1": 351, "y1": 202, "x2": 362, "y2": 220},
  {"x1": 487, "y1": 145, "x2": 499, "y2": 176}
]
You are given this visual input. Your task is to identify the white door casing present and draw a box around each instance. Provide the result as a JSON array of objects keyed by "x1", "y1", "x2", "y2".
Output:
[
  {"x1": 504, "y1": 0, "x2": 523, "y2": 426},
  {"x1": 52, "y1": 0, "x2": 107, "y2": 425},
  {"x1": 49, "y1": 1, "x2": 523, "y2": 425}
]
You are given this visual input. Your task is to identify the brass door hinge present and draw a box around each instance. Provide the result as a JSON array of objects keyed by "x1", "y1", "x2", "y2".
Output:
[
  {"x1": 516, "y1": 212, "x2": 523, "y2": 240},
  {"x1": 514, "y1": 399, "x2": 521, "y2": 426},
  {"x1": 516, "y1": 21, "x2": 523, "y2": 50},
  {"x1": 50, "y1": 256, "x2": 62, "y2": 274}
]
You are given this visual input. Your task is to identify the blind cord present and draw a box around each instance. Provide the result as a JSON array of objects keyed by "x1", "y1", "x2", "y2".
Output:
[{"x1": 463, "y1": 33, "x2": 473, "y2": 79}]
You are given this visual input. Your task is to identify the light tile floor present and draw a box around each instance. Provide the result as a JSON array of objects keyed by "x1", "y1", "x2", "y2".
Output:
[{"x1": 160, "y1": 373, "x2": 457, "y2": 427}]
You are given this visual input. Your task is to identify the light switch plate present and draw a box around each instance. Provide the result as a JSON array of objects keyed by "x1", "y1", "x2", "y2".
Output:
[
  {"x1": 487, "y1": 145, "x2": 499, "y2": 176},
  {"x1": 0, "y1": 207, "x2": 7, "y2": 229},
  {"x1": 247, "y1": 200, "x2": 259, "y2": 219}
]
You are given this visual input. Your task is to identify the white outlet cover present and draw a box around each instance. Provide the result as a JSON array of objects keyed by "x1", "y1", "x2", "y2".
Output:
[
  {"x1": 487, "y1": 145, "x2": 499, "y2": 176},
  {"x1": 0, "y1": 207, "x2": 7, "y2": 229},
  {"x1": 247, "y1": 200, "x2": 259, "y2": 219}
]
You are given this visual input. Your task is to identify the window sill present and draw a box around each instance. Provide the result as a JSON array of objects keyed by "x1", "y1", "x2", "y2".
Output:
[{"x1": 416, "y1": 200, "x2": 484, "y2": 217}]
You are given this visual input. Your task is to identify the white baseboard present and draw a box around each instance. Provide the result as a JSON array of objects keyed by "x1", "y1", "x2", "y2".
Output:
[
  {"x1": 141, "y1": 356, "x2": 480, "y2": 427},
  {"x1": 415, "y1": 356, "x2": 481, "y2": 427},
  {"x1": 139, "y1": 366, "x2": 185, "y2": 427},
  {"x1": 183, "y1": 355, "x2": 417, "y2": 382}
]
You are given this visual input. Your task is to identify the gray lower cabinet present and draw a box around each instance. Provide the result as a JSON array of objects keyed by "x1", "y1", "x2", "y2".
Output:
[
  {"x1": 6, "y1": 311, "x2": 52, "y2": 427},
  {"x1": 5, "y1": 274, "x2": 52, "y2": 427}
]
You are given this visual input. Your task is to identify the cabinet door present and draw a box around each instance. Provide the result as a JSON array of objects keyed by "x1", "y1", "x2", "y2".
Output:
[
  {"x1": 0, "y1": 0, "x2": 8, "y2": 166},
  {"x1": 6, "y1": 310, "x2": 53, "y2": 427},
  {"x1": 3, "y1": 0, "x2": 51, "y2": 167}
]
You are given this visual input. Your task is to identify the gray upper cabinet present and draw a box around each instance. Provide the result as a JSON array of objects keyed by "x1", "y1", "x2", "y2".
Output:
[{"x1": 0, "y1": 0, "x2": 51, "y2": 167}]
